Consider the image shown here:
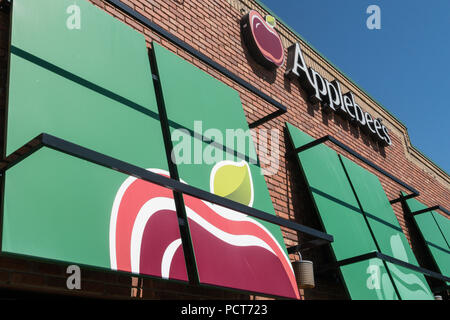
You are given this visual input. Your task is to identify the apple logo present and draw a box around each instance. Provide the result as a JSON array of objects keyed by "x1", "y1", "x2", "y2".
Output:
[
  {"x1": 110, "y1": 165, "x2": 300, "y2": 299},
  {"x1": 241, "y1": 10, "x2": 284, "y2": 69}
]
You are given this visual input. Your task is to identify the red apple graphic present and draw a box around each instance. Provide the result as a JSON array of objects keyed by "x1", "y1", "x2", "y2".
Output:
[
  {"x1": 241, "y1": 10, "x2": 284, "y2": 68},
  {"x1": 109, "y1": 169, "x2": 300, "y2": 299}
]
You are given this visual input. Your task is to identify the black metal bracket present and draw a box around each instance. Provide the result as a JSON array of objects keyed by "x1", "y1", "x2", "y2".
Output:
[
  {"x1": 104, "y1": 0, "x2": 287, "y2": 128},
  {"x1": 287, "y1": 239, "x2": 330, "y2": 254},
  {"x1": 317, "y1": 251, "x2": 450, "y2": 283},
  {"x1": 410, "y1": 205, "x2": 450, "y2": 217},
  {"x1": 290, "y1": 135, "x2": 420, "y2": 202},
  {"x1": 389, "y1": 192, "x2": 418, "y2": 205},
  {"x1": 0, "y1": 133, "x2": 334, "y2": 244},
  {"x1": 248, "y1": 108, "x2": 285, "y2": 129}
]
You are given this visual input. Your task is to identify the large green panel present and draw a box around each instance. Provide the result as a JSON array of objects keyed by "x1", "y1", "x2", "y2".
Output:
[
  {"x1": 152, "y1": 42, "x2": 255, "y2": 150},
  {"x1": 386, "y1": 262, "x2": 433, "y2": 300},
  {"x1": 4, "y1": 0, "x2": 190, "y2": 283},
  {"x1": 433, "y1": 212, "x2": 450, "y2": 248},
  {"x1": 285, "y1": 122, "x2": 377, "y2": 261},
  {"x1": 152, "y1": 43, "x2": 299, "y2": 299},
  {"x1": 432, "y1": 213, "x2": 450, "y2": 286},
  {"x1": 404, "y1": 196, "x2": 450, "y2": 281},
  {"x1": 152, "y1": 42, "x2": 278, "y2": 237},
  {"x1": 339, "y1": 155, "x2": 419, "y2": 264},
  {"x1": 2, "y1": 147, "x2": 188, "y2": 282},
  {"x1": 340, "y1": 156, "x2": 433, "y2": 299},
  {"x1": 7, "y1": 0, "x2": 166, "y2": 170},
  {"x1": 340, "y1": 258, "x2": 399, "y2": 300},
  {"x1": 2, "y1": 148, "x2": 123, "y2": 267}
]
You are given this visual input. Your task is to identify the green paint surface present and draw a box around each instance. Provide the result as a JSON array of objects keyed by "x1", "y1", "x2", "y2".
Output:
[
  {"x1": 3, "y1": 0, "x2": 169, "y2": 271},
  {"x1": 286, "y1": 123, "x2": 434, "y2": 300},
  {"x1": 285, "y1": 122, "x2": 377, "y2": 261},
  {"x1": 152, "y1": 43, "x2": 255, "y2": 152},
  {"x1": 433, "y1": 212, "x2": 450, "y2": 249},
  {"x1": 153, "y1": 41, "x2": 278, "y2": 213},
  {"x1": 339, "y1": 155, "x2": 419, "y2": 265},
  {"x1": 385, "y1": 262, "x2": 433, "y2": 300},
  {"x1": 404, "y1": 195, "x2": 450, "y2": 283},
  {"x1": 2, "y1": 148, "x2": 125, "y2": 268},
  {"x1": 153, "y1": 42, "x2": 290, "y2": 284},
  {"x1": 340, "y1": 258, "x2": 399, "y2": 300},
  {"x1": 339, "y1": 157, "x2": 433, "y2": 299},
  {"x1": 7, "y1": 0, "x2": 166, "y2": 170}
]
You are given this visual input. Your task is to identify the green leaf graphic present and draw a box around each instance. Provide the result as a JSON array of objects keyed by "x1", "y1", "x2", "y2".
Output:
[
  {"x1": 265, "y1": 15, "x2": 276, "y2": 28},
  {"x1": 211, "y1": 161, "x2": 253, "y2": 207}
]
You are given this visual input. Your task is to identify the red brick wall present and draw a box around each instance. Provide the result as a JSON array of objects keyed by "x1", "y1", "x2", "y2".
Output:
[{"x1": 0, "y1": 0, "x2": 448, "y2": 299}]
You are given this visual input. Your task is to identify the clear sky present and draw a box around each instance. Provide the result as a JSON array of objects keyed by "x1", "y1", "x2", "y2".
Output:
[{"x1": 260, "y1": 0, "x2": 450, "y2": 174}]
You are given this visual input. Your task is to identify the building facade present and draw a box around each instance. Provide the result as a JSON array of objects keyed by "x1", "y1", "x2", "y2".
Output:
[{"x1": 0, "y1": 0, "x2": 448, "y2": 300}]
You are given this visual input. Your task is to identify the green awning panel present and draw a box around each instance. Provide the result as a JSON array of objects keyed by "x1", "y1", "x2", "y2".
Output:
[
  {"x1": 285, "y1": 123, "x2": 377, "y2": 261},
  {"x1": 4, "y1": 148, "x2": 123, "y2": 269},
  {"x1": 151, "y1": 43, "x2": 300, "y2": 299},
  {"x1": 340, "y1": 155, "x2": 433, "y2": 299},
  {"x1": 286, "y1": 122, "x2": 434, "y2": 300},
  {"x1": 3, "y1": 0, "x2": 184, "y2": 283},
  {"x1": 339, "y1": 155, "x2": 418, "y2": 264},
  {"x1": 404, "y1": 196, "x2": 450, "y2": 285},
  {"x1": 340, "y1": 258, "x2": 399, "y2": 300},
  {"x1": 385, "y1": 262, "x2": 434, "y2": 299},
  {"x1": 6, "y1": 0, "x2": 165, "y2": 169},
  {"x1": 3, "y1": 147, "x2": 188, "y2": 282},
  {"x1": 433, "y1": 211, "x2": 450, "y2": 248},
  {"x1": 4, "y1": 0, "x2": 300, "y2": 299}
]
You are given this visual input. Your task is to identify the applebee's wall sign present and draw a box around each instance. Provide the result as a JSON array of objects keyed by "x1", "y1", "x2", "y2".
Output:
[
  {"x1": 285, "y1": 43, "x2": 392, "y2": 146},
  {"x1": 240, "y1": 10, "x2": 284, "y2": 69},
  {"x1": 240, "y1": 10, "x2": 392, "y2": 146}
]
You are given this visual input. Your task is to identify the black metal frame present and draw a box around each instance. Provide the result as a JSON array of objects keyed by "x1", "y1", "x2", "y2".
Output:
[
  {"x1": 149, "y1": 46, "x2": 200, "y2": 283},
  {"x1": 410, "y1": 205, "x2": 450, "y2": 217},
  {"x1": 0, "y1": 0, "x2": 287, "y2": 127},
  {"x1": 390, "y1": 192, "x2": 418, "y2": 205},
  {"x1": 318, "y1": 251, "x2": 450, "y2": 283},
  {"x1": 0, "y1": 133, "x2": 334, "y2": 244},
  {"x1": 288, "y1": 133, "x2": 450, "y2": 293},
  {"x1": 0, "y1": 0, "x2": 326, "y2": 297},
  {"x1": 0, "y1": 133, "x2": 333, "y2": 294},
  {"x1": 287, "y1": 239, "x2": 330, "y2": 254},
  {"x1": 401, "y1": 200, "x2": 450, "y2": 291},
  {"x1": 102, "y1": 0, "x2": 287, "y2": 128},
  {"x1": 290, "y1": 135, "x2": 420, "y2": 203}
]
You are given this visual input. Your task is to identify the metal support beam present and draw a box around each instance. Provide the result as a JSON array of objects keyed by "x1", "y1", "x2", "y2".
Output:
[
  {"x1": 104, "y1": 0, "x2": 287, "y2": 128},
  {"x1": 290, "y1": 135, "x2": 420, "y2": 202},
  {"x1": 318, "y1": 251, "x2": 450, "y2": 283},
  {"x1": 410, "y1": 205, "x2": 450, "y2": 217},
  {"x1": 248, "y1": 108, "x2": 285, "y2": 129},
  {"x1": 0, "y1": 133, "x2": 334, "y2": 244},
  {"x1": 389, "y1": 192, "x2": 418, "y2": 204},
  {"x1": 287, "y1": 239, "x2": 330, "y2": 254}
]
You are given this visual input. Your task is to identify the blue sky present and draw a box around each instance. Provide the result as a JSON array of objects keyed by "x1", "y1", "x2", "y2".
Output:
[{"x1": 260, "y1": 0, "x2": 450, "y2": 174}]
